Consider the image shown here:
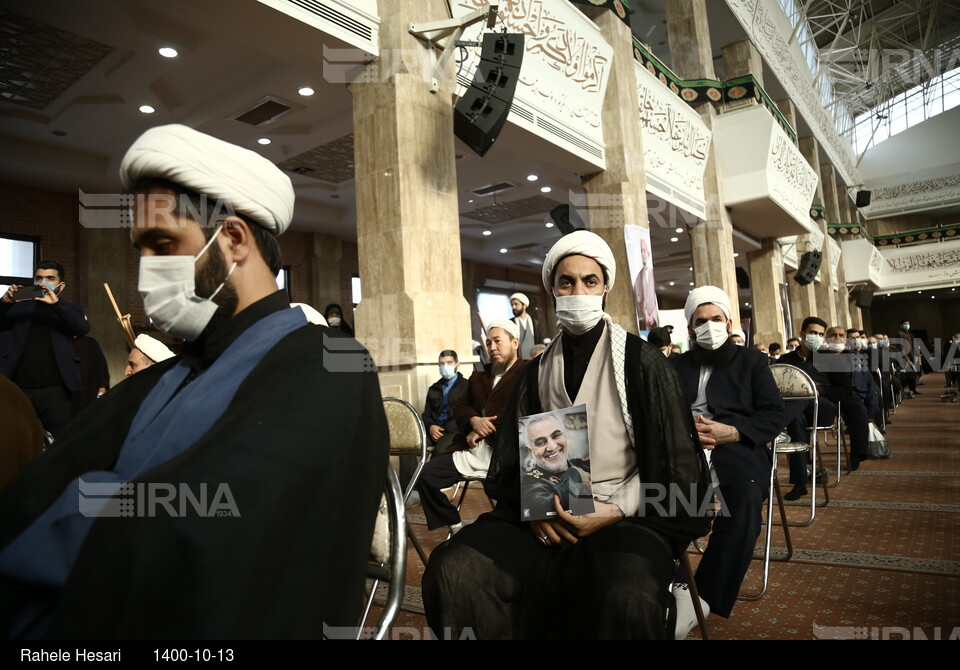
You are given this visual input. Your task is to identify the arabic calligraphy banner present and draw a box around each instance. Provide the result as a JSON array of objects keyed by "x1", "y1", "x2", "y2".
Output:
[{"x1": 569, "y1": 0, "x2": 631, "y2": 27}]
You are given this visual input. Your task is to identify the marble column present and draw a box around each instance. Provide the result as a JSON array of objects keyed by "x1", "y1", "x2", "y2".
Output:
[
  {"x1": 817, "y1": 164, "x2": 841, "y2": 327},
  {"x1": 666, "y1": 0, "x2": 741, "y2": 327},
  {"x1": 579, "y1": 7, "x2": 648, "y2": 335},
  {"x1": 789, "y1": 136, "x2": 825, "y2": 333},
  {"x1": 833, "y1": 176, "x2": 854, "y2": 328},
  {"x1": 748, "y1": 238, "x2": 786, "y2": 346},
  {"x1": 722, "y1": 39, "x2": 764, "y2": 86},
  {"x1": 309, "y1": 233, "x2": 342, "y2": 309},
  {"x1": 349, "y1": 0, "x2": 473, "y2": 406}
]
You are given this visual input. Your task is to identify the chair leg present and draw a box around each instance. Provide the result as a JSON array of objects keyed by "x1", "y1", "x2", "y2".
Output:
[
  {"x1": 816, "y1": 444, "x2": 830, "y2": 506},
  {"x1": 406, "y1": 526, "x2": 429, "y2": 567},
  {"x1": 739, "y1": 446, "x2": 777, "y2": 601},
  {"x1": 681, "y1": 552, "x2": 709, "y2": 640}
]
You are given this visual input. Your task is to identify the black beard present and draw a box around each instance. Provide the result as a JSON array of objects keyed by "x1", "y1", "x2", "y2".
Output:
[
  {"x1": 690, "y1": 336, "x2": 736, "y2": 366},
  {"x1": 491, "y1": 357, "x2": 515, "y2": 377},
  {"x1": 195, "y1": 238, "x2": 238, "y2": 333},
  {"x1": 512, "y1": 308, "x2": 522, "y2": 317}
]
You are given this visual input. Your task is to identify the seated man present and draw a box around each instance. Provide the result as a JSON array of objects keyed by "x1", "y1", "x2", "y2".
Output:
[
  {"x1": 0, "y1": 124, "x2": 387, "y2": 638},
  {"x1": 422, "y1": 231, "x2": 709, "y2": 639},
  {"x1": 415, "y1": 321, "x2": 526, "y2": 533},
  {"x1": 124, "y1": 333, "x2": 175, "y2": 377},
  {"x1": 421, "y1": 349, "x2": 469, "y2": 454},
  {"x1": 671, "y1": 286, "x2": 785, "y2": 633},
  {"x1": 779, "y1": 318, "x2": 871, "y2": 500}
]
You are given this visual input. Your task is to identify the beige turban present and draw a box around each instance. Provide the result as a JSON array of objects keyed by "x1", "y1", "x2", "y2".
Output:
[
  {"x1": 291, "y1": 303, "x2": 327, "y2": 326},
  {"x1": 134, "y1": 334, "x2": 174, "y2": 363},
  {"x1": 119, "y1": 124, "x2": 295, "y2": 235},
  {"x1": 509, "y1": 292, "x2": 529, "y2": 306},
  {"x1": 542, "y1": 230, "x2": 616, "y2": 292},
  {"x1": 487, "y1": 319, "x2": 520, "y2": 340},
  {"x1": 684, "y1": 286, "x2": 732, "y2": 324}
]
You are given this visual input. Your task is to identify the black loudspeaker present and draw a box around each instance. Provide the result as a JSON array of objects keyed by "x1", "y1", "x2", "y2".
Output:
[
  {"x1": 548, "y1": 204, "x2": 585, "y2": 235},
  {"x1": 793, "y1": 250, "x2": 823, "y2": 285},
  {"x1": 855, "y1": 190, "x2": 872, "y2": 207},
  {"x1": 735, "y1": 266, "x2": 750, "y2": 290},
  {"x1": 856, "y1": 289, "x2": 874, "y2": 308},
  {"x1": 454, "y1": 33, "x2": 524, "y2": 157}
]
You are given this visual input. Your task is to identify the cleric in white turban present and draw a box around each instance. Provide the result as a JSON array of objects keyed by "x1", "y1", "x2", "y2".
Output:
[
  {"x1": 120, "y1": 123, "x2": 294, "y2": 235},
  {"x1": 423, "y1": 229, "x2": 710, "y2": 640}
]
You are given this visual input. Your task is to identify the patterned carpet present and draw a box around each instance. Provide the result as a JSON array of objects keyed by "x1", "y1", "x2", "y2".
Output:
[{"x1": 371, "y1": 373, "x2": 960, "y2": 640}]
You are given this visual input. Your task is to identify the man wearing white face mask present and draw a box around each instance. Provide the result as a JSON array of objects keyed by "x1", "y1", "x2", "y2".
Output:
[
  {"x1": 0, "y1": 124, "x2": 388, "y2": 639},
  {"x1": 669, "y1": 285, "x2": 785, "y2": 631},
  {"x1": 423, "y1": 231, "x2": 710, "y2": 639},
  {"x1": 421, "y1": 349, "x2": 468, "y2": 452}
]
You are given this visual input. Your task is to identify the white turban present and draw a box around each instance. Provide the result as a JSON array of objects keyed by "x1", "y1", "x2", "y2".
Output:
[
  {"x1": 509, "y1": 292, "x2": 529, "y2": 306},
  {"x1": 119, "y1": 124, "x2": 295, "y2": 235},
  {"x1": 134, "y1": 334, "x2": 174, "y2": 363},
  {"x1": 732, "y1": 329, "x2": 746, "y2": 341},
  {"x1": 684, "y1": 286, "x2": 732, "y2": 324},
  {"x1": 487, "y1": 319, "x2": 520, "y2": 340},
  {"x1": 542, "y1": 230, "x2": 616, "y2": 292},
  {"x1": 291, "y1": 303, "x2": 327, "y2": 326}
]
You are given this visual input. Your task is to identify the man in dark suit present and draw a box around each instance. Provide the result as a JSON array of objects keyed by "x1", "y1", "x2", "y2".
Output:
[
  {"x1": 416, "y1": 320, "x2": 527, "y2": 533},
  {"x1": 670, "y1": 285, "x2": 785, "y2": 631},
  {"x1": 1, "y1": 261, "x2": 90, "y2": 437},
  {"x1": 421, "y1": 349, "x2": 469, "y2": 453}
]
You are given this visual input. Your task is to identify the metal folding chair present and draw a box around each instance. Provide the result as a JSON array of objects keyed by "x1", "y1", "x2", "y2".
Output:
[
  {"x1": 382, "y1": 397, "x2": 429, "y2": 566},
  {"x1": 357, "y1": 466, "x2": 407, "y2": 640}
]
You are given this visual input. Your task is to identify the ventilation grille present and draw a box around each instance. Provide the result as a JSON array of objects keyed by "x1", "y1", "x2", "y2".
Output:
[
  {"x1": 0, "y1": 10, "x2": 114, "y2": 110},
  {"x1": 286, "y1": 0, "x2": 372, "y2": 40},
  {"x1": 278, "y1": 133, "x2": 355, "y2": 183},
  {"x1": 463, "y1": 195, "x2": 560, "y2": 224},
  {"x1": 472, "y1": 181, "x2": 516, "y2": 197},
  {"x1": 229, "y1": 96, "x2": 294, "y2": 127}
]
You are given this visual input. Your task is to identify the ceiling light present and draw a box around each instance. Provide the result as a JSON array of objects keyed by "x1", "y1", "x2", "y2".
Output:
[
  {"x1": 138, "y1": 105, "x2": 155, "y2": 114},
  {"x1": 482, "y1": 230, "x2": 492, "y2": 236},
  {"x1": 526, "y1": 174, "x2": 538, "y2": 181},
  {"x1": 257, "y1": 138, "x2": 271, "y2": 145},
  {"x1": 676, "y1": 227, "x2": 683, "y2": 233},
  {"x1": 689, "y1": 267, "x2": 693, "y2": 271},
  {"x1": 689, "y1": 282, "x2": 694, "y2": 286},
  {"x1": 668, "y1": 281, "x2": 675, "y2": 286},
  {"x1": 298, "y1": 86, "x2": 315, "y2": 96},
  {"x1": 540, "y1": 186, "x2": 552, "y2": 193},
  {"x1": 733, "y1": 252, "x2": 740, "y2": 258},
  {"x1": 500, "y1": 248, "x2": 508, "y2": 254},
  {"x1": 745, "y1": 302, "x2": 751, "y2": 307},
  {"x1": 545, "y1": 222, "x2": 554, "y2": 228},
  {"x1": 158, "y1": 47, "x2": 178, "y2": 58},
  {"x1": 468, "y1": 199, "x2": 474, "y2": 204},
  {"x1": 670, "y1": 237, "x2": 679, "y2": 242}
]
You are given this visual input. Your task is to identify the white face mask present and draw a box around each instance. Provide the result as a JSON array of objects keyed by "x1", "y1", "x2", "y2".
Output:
[
  {"x1": 138, "y1": 226, "x2": 237, "y2": 342},
  {"x1": 327, "y1": 316, "x2": 342, "y2": 328},
  {"x1": 827, "y1": 341, "x2": 846, "y2": 352},
  {"x1": 694, "y1": 321, "x2": 729, "y2": 351},
  {"x1": 804, "y1": 333, "x2": 824, "y2": 351},
  {"x1": 439, "y1": 364, "x2": 457, "y2": 380},
  {"x1": 555, "y1": 293, "x2": 605, "y2": 336}
]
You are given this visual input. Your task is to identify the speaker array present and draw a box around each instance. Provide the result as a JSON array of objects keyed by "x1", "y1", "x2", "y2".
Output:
[{"x1": 793, "y1": 250, "x2": 823, "y2": 285}]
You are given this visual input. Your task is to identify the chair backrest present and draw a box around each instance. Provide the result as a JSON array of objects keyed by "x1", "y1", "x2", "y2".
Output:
[
  {"x1": 361, "y1": 465, "x2": 407, "y2": 640},
  {"x1": 769, "y1": 363, "x2": 817, "y2": 399},
  {"x1": 382, "y1": 397, "x2": 427, "y2": 457}
]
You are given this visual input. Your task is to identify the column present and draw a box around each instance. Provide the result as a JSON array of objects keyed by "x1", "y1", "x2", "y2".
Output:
[
  {"x1": 833, "y1": 176, "x2": 854, "y2": 328},
  {"x1": 579, "y1": 7, "x2": 649, "y2": 335},
  {"x1": 748, "y1": 238, "x2": 786, "y2": 346},
  {"x1": 309, "y1": 233, "x2": 342, "y2": 309},
  {"x1": 817, "y1": 164, "x2": 841, "y2": 326},
  {"x1": 350, "y1": 0, "x2": 473, "y2": 405},
  {"x1": 666, "y1": 0, "x2": 741, "y2": 327},
  {"x1": 790, "y1": 136, "x2": 825, "y2": 333}
]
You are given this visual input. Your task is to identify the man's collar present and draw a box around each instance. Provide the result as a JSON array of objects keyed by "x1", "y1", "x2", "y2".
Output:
[{"x1": 180, "y1": 290, "x2": 289, "y2": 372}]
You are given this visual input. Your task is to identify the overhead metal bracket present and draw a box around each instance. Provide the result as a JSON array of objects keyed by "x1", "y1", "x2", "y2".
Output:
[{"x1": 409, "y1": 1, "x2": 500, "y2": 93}]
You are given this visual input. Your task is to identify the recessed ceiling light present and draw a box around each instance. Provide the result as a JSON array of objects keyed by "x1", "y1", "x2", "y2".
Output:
[
  {"x1": 746, "y1": 302, "x2": 751, "y2": 307},
  {"x1": 689, "y1": 267, "x2": 693, "y2": 271},
  {"x1": 257, "y1": 138, "x2": 271, "y2": 145},
  {"x1": 545, "y1": 222, "x2": 554, "y2": 228},
  {"x1": 733, "y1": 252, "x2": 740, "y2": 258},
  {"x1": 526, "y1": 174, "x2": 538, "y2": 181},
  {"x1": 540, "y1": 186, "x2": 552, "y2": 193},
  {"x1": 482, "y1": 230, "x2": 492, "y2": 236},
  {"x1": 139, "y1": 105, "x2": 155, "y2": 114},
  {"x1": 669, "y1": 281, "x2": 675, "y2": 286},
  {"x1": 298, "y1": 86, "x2": 315, "y2": 96},
  {"x1": 689, "y1": 282, "x2": 695, "y2": 286},
  {"x1": 500, "y1": 248, "x2": 508, "y2": 254},
  {"x1": 676, "y1": 227, "x2": 683, "y2": 233},
  {"x1": 670, "y1": 237, "x2": 679, "y2": 242},
  {"x1": 468, "y1": 199, "x2": 474, "y2": 204},
  {"x1": 158, "y1": 47, "x2": 178, "y2": 58}
]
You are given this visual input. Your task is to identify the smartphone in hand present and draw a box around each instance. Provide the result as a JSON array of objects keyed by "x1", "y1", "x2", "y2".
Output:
[{"x1": 12, "y1": 285, "x2": 45, "y2": 301}]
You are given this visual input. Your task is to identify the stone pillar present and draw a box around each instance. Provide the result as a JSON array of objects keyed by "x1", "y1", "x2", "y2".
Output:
[
  {"x1": 722, "y1": 39, "x2": 764, "y2": 86},
  {"x1": 349, "y1": 0, "x2": 473, "y2": 406},
  {"x1": 666, "y1": 0, "x2": 741, "y2": 328},
  {"x1": 309, "y1": 233, "x2": 341, "y2": 309},
  {"x1": 579, "y1": 7, "x2": 648, "y2": 335},
  {"x1": 748, "y1": 238, "x2": 785, "y2": 345},
  {"x1": 789, "y1": 136, "x2": 825, "y2": 333},
  {"x1": 77, "y1": 228, "x2": 132, "y2": 385},
  {"x1": 833, "y1": 176, "x2": 854, "y2": 328},
  {"x1": 817, "y1": 164, "x2": 841, "y2": 327}
]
